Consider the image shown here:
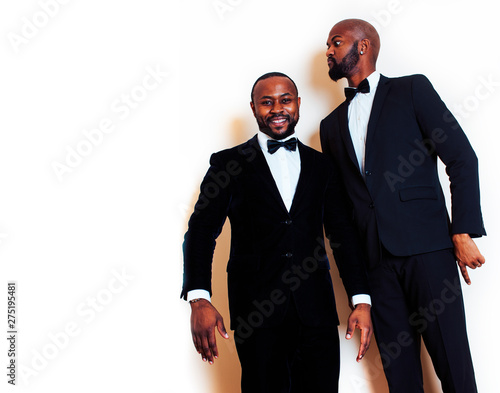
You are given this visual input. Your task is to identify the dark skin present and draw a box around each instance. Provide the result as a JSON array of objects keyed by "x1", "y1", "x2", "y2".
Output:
[
  {"x1": 326, "y1": 19, "x2": 485, "y2": 283},
  {"x1": 190, "y1": 76, "x2": 373, "y2": 364},
  {"x1": 190, "y1": 299, "x2": 228, "y2": 364},
  {"x1": 346, "y1": 303, "x2": 372, "y2": 362},
  {"x1": 452, "y1": 233, "x2": 485, "y2": 285},
  {"x1": 326, "y1": 20, "x2": 377, "y2": 87},
  {"x1": 250, "y1": 76, "x2": 301, "y2": 140}
]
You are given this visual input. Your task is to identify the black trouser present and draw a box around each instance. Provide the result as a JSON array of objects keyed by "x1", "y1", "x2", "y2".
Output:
[
  {"x1": 234, "y1": 298, "x2": 340, "y2": 393},
  {"x1": 370, "y1": 248, "x2": 477, "y2": 393}
]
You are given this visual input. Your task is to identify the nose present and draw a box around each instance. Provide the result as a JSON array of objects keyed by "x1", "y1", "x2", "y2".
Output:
[
  {"x1": 271, "y1": 101, "x2": 283, "y2": 113},
  {"x1": 326, "y1": 46, "x2": 334, "y2": 58}
]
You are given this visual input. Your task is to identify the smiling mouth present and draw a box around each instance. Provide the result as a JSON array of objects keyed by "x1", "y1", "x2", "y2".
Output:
[{"x1": 269, "y1": 116, "x2": 288, "y2": 127}]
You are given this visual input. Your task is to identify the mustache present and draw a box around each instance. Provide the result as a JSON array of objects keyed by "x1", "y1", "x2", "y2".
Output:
[
  {"x1": 328, "y1": 56, "x2": 338, "y2": 65},
  {"x1": 267, "y1": 114, "x2": 290, "y2": 121}
]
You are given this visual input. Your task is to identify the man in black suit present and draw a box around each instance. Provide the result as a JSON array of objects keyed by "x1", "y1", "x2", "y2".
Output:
[
  {"x1": 181, "y1": 72, "x2": 373, "y2": 393},
  {"x1": 320, "y1": 19, "x2": 486, "y2": 393}
]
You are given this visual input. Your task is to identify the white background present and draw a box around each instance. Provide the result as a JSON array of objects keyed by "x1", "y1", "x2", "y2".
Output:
[{"x1": 1, "y1": 1, "x2": 499, "y2": 392}]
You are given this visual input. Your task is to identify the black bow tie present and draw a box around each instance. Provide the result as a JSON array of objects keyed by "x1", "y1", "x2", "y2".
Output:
[
  {"x1": 344, "y1": 78, "x2": 370, "y2": 102},
  {"x1": 267, "y1": 137, "x2": 298, "y2": 154}
]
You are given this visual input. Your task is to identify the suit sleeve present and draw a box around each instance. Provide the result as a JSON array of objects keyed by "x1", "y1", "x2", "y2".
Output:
[
  {"x1": 323, "y1": 159, "x2": 370, "y2": 299},
  {"x1": 180, "y1": 153, "x2": 232, "y2": 299},
  {"x1": 411, "y1": 74, "x2": 486, "y2": 237}
]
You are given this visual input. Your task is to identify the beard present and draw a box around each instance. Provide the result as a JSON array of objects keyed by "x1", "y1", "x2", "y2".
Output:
[
  {"x1": 257, "y1": 115, "x2": 298, "y2": 140},
  {"x1": 328, "y1": 41, "x2": 360, "y2": 82}
]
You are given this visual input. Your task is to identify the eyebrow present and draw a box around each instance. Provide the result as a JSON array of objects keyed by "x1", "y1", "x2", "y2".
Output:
[
  {"x1": 259, "y1": 93, "x2": 293, "y2": 100},
  {"x1": 327, "y1": 35, "x2": 342, "y2": 44}
]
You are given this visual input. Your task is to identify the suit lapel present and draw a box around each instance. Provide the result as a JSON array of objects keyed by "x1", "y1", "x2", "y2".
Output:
[
  {"x1": 289, "y1": 142, "x2": 312, "y2": 215},
  {"x1": 365, "y1": 75, "x2": 390, "y2": 156},
  {"x1": 338, "y1": 101, "x2": 359, "y2": 169},
  {"x1": 246, "y1": 136, "x2": 288, "y2": 212}
]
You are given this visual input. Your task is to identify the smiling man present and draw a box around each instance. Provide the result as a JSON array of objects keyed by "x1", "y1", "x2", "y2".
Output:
[
  {"x1": 181, "y1": 72, "x2": 372, "y2": 393},
  {"x1": 320, "y1": 19, "x2": 486, "y2": 393}
]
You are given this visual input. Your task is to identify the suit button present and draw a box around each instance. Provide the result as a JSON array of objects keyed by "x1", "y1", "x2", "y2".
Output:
[
  {"x1": 365, "y1": 170, "x2": 372, "y2": 176},
  {"x1": 369, "y1": 203, "x2": 375, "y2": 209},
  {"x1": 285, "y1": 252, "x2": 293, "y2": 258},
  {"x1": 285, "y1": 219, "x2": 292, "y2": 225}
]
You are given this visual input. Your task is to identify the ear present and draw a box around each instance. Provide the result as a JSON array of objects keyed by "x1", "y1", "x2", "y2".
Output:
[
  {"x1": 250, "y1": 101, "x2": 256, "y2": 117},
  {"x1": 297, "y1": 96, "x2": 301, "y2": 108},
  {"x1": 359, "y1": 38, "x2": 370, "y2": 54}
]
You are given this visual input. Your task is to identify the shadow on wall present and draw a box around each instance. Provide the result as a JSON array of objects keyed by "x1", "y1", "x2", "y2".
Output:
[
  {"x1": 308, "y1": 50, "x2": 347, "y2": 119},
  {"x1": 180, "y1": 117, "x2": 248, "y2": 393},
  {"x1": 207, "y1": 118, "x2": 249, "y2": 393},
  {"x1": 210, "y1": 220, "x2": 242, "y2": 392}
]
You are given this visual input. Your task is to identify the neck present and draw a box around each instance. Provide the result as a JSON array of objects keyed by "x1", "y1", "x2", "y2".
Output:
[
  {"x1": 259, "y1": 130, "x2": 296, "y2": 141},
  {"x1": 347, "y1": 66, "x2": 376, "y2": 87}
]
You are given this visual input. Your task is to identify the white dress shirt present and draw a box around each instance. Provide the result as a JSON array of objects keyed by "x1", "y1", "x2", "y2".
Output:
[
  {"x1": 348, "y1": 71, "x2": 381, "y2": 174},
  {"x1": 187, "y1": 131, "x2": 370, "y2": 306},
  {"x1": 257, "y1": 132, "x2": 301, "y2": 211}
]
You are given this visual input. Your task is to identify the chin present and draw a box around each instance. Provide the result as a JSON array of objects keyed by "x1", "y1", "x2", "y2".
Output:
[
  {"x1": 328, "y1": 69, "x2": 345, "y2": 82},
  {"x1": 272, "y1": 128, "x2": 295, "y2": 140}
]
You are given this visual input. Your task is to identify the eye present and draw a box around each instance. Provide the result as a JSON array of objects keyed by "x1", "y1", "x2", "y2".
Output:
[
  {"x1": 282, "y1": 98, "x2": 291, "y2": 104},
  {"x1": 261, "y1": 100, "x2": 272, "y2": 105},
  {"x1": 334, "y1": 41, "x2": 341, "y2": 47}
]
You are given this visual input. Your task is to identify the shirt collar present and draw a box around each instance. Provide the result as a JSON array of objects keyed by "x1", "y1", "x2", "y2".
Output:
[{"x1": 366, "y1": 71, "x2": 381, "y2": 93}]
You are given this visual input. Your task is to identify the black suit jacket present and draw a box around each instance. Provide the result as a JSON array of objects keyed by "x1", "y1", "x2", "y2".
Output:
[
  {"x1": 181, "y1": 136, "x2": 369, "y2": 330},
  {"x1": 320, "y1": 74, "x2": 486, "y2": 267}
]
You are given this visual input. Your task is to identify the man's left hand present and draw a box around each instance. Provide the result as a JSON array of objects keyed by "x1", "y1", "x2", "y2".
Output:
[
  {"x1": 346, "y1": 303, "x2": 373, "y2": 362},
  {"x1": 452, "y1": 233, "x2": 485, "y2": 285}
]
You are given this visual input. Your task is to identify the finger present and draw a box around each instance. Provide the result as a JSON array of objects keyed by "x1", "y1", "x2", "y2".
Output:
[
  {"x1": 459, "y1": 263, "x2": 471, "y2": 285},
  {"x1": 346, "y1": 318, "x2": 355, "y2": 340},
  {"x1": 200, "y1": 335, "x2": 212, "y2": 363},
  {"x1": 469, "y1": 258, "x2": 481, "y2": 268},
  {"x1": 217, "y1": 318, "x2": 229, "y2": 339},
  {"x1": 461, "y1": 259, "x2": 477, "y2": 269},
  {"x1": 357, "y1": 346, "x2": 365, "y2": 362},
  {"x1": 356, "y1": 343, "x2": 365, "y2": 362},
  {"x1": 357, "y1": 327, "x2": 371, "y2": 362},
  {"x1": 193, "y1": 334, "x2": 201, "y2": 354},
  {"x1": 208, "y1": 329, "x2": 219, "y2": 362},
  {"x1": 191, "y1": 328, "x2": 203, "y2": 354}
]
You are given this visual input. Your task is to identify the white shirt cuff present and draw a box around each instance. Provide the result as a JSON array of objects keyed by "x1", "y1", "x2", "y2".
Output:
[
  {"x1": 352, "y1": 294, "x2": 371, "y2": 307},
  {"x1": 187, "y1": 289, "x2": 211, "y2": 303}
]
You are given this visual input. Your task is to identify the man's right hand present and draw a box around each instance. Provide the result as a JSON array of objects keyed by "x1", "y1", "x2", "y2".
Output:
[
  {"x1": 190, "y1": 299, "x2": 229, "y2": 364},
  {"x1": 346, "y1": 303, "x2": 373, "y2": 362}
]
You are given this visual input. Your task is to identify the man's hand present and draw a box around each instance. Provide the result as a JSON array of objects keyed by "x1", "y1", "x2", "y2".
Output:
[
  {"x1": 452, "y1": 233, "x2": 485, "y2": 285},
  {"x1": 346, "y1": 303, "x2": 373, "y2": 362},
  {"x1": 190, "y1": 299, "x2": 229, "y2": 364}
]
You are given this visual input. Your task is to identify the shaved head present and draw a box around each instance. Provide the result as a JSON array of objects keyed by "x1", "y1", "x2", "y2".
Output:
[{"x1": 332, "y1": 19, "x2": 380, "y2": 64}]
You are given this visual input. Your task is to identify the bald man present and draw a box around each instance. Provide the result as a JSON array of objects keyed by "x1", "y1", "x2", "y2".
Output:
[{"x1": 319, "y1": 18, "x2": 485, "y2": 393}]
